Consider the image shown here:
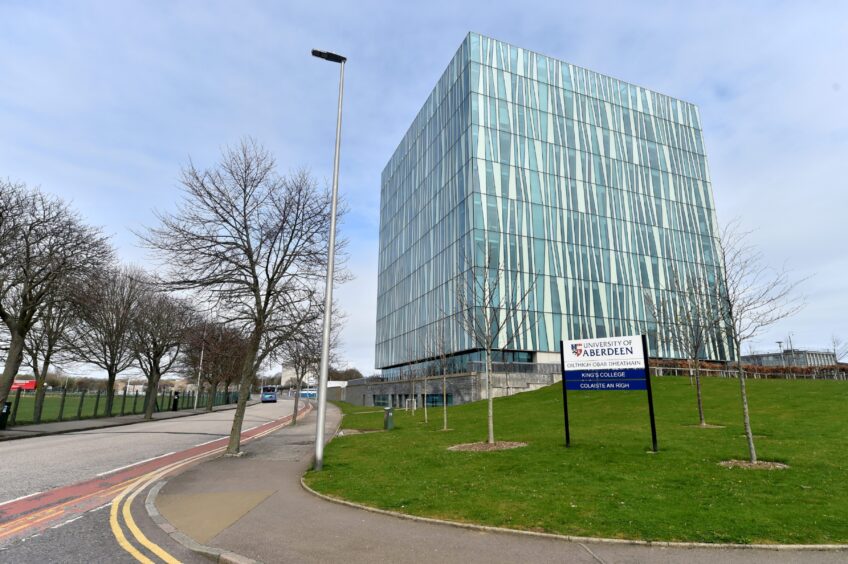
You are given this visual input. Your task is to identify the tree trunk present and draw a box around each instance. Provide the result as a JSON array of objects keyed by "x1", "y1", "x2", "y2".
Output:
[
  {"x1": 442, "y1": 369, "x2": 448, "y2": 431},
  {"x1": 694, "y1": 357, "x2": 706, "y2": 426},
  {"x1": 737, "y1": 354, "x2": 758, "y2": 463},
  {"x1": 0, "y1": 331, "x2": 26, "y2": 406},
  {"x1": 292, "y1": 377, "x2": 302, "y2": 425},
  {"x1": 423, "y1": 376, "x2": 428, "y2": 423},
  {"x1": 225, "y1": 334, "x2": 261, "y2": 455},
  {"x1": 143, "y1": 381, "x2": 156, "y2": 417},
  {"x1": 144, "y1": 368, "x2": 162, "y2": 420},
  {"x1": 485, "y1": 349, "x2": 494, "y2": 444},
  {"x1": 33, "y1": 352, "x2": 52, "y2": 424},
  {"x1": 205, "y1": 382, "x2": 216, "y2": 412},
  {"x1": 104, "y1": 369, "x2": 117, "y2": 416}
]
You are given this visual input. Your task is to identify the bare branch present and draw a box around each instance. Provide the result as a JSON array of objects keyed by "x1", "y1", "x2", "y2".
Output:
[
  {"x1": 0, "y1": 180, "x2": 113, "y2": 405},
  {"x1": 139, "y1": 139, "x2": 348, "y2": 454}
]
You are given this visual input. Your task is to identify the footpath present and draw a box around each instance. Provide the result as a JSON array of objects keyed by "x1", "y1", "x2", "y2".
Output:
[
  {"x1": 0, "y1": 400, "x2": 256, "y2": 442},
  {"x1": 147, "y1": 406, "x2": 846, "y2": 564}
]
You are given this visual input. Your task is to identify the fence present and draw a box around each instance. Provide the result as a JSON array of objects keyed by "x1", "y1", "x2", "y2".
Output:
[
  {"x1": 651, "y1": 366, "x2": 848, "y2": 381},
  {"x1": 4, "y1": 387, "x2": 240, "y2": 427}
]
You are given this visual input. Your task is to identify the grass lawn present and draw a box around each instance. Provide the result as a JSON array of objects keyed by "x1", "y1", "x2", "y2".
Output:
[{"x1": 304, "y1": 377, "x2": 848, "y2": 544}]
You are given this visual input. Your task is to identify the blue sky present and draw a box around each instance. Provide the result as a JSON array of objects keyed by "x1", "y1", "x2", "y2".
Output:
[{"x1": 1, "y1": 1, "x2": 846, "y2": 373}]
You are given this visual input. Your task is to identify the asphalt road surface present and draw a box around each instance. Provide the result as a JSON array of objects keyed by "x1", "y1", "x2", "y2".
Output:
[
  {"x1": 0, "y1": 400, "x2": 294, "y2": 504},
  {"x1": 0, "y1": 399, "x2": 298, "y2": 563}
]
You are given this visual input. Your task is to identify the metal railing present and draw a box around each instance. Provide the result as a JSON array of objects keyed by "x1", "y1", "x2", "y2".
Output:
[
  {"x1": 651, "y1": 366, "x2": 848, "y2": 380},
  {"x1": 3, "y1": 387, "x2": 240, "y2": 427}
]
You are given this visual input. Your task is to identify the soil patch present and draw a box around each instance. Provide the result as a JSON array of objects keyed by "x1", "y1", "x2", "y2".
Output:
[
  {"x1": 448, "y1": 441, "x2": 527, "y2": 452},
  {"x1": 719, "y1": 460, "x2": 789, "y2": 470}
]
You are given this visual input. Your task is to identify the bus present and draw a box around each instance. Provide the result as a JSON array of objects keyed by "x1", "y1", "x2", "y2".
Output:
[{"x1": 260, "y1": 385, "x2": 278, "y2": 403}]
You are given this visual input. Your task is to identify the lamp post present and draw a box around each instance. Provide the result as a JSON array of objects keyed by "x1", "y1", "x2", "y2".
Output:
[
  {"x1": 194, "y1": 325, "x2": 207, "y2": 410},
  {"x1": 311, "y1": 48, "x2": 346, "y2": 471}
]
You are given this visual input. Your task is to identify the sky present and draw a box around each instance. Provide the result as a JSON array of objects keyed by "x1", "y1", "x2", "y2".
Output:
[{"x1": 1, "y1": 0, "x2": 846, "y2": 374}]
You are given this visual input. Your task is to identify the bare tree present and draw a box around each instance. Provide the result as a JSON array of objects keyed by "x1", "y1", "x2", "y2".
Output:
[
  {"x1": 132, "y1": 285, "x2": 193, "y2": 420},
  {"x1": 69, "y1": 266, "x2": 147, "y2": 416},
  {"x1": 424, "y1": 320, "x2": 452, "y2": 431},
  {"x1": 454, "y1": 254, "x2": 537, "y2": 445},
  {"x1": 183, "y1": 321, "x2": 249, "y2": 411},
  {"x1": 645, "y1": 266, "x2": 725, "y2": 426},
  {"x1": 141, "y1": 139, "x2": 346, "y2": 454},
  {"x1": 24, "y1": 281, "x2": 75, "y2": 422},
  {"x1": 0, "y1": 181, "x2": 112, "y2": 406},
  {"x1": 716, "y1": 220, "x2": 804, "y2": 463},
  {"x1": 831, "y1": 335, "x2": 847, "y2": 363},
  {"x1": 280, "y1": 302, "x2": 341, "y2": 425}
]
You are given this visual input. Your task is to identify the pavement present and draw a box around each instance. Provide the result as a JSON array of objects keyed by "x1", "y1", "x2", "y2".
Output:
[
  {"x1": 0, "y1": 399, "x2": 254, "y2": 442},
  {"x1": 151, "y1": 405, "x2": 848, "y2": 564}
]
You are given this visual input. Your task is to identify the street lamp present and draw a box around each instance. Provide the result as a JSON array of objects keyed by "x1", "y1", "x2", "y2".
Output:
[
  {"x1": 194, "y1": 324, "x2": 207, "y2": 410},
  {"x1": 312, "y1": 48, "x2": 346, "y2": 471}
]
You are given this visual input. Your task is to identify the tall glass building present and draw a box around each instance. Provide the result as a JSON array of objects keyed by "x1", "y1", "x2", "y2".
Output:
[{"x1": 376, "y1": 33, "x2": 731, "y2": 375}]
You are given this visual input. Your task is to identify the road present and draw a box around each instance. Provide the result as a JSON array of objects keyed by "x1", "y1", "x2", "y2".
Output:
[
  {"x1": 0, "y1": 399, "x2": 300, "y2": 563},
  {"x1": 0, "y1": 401, "x2": 293, "y2": 504}
]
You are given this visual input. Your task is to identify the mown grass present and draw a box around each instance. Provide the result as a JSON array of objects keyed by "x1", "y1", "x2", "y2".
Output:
[{"x1": 304, "y1": 377, "x2": 848, "y2": 544}]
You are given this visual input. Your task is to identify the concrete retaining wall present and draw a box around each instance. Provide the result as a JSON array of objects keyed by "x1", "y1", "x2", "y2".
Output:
[{"x1": 344, "y1": 372, "x2": 559, "y2": 407}]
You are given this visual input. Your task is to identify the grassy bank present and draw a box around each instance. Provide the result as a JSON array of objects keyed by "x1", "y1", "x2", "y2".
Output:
[{"x1": 304, "y1": 377, "x2": 848, "y2": 544}]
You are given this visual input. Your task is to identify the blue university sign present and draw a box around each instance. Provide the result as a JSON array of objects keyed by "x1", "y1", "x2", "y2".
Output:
[
  {"x1": 559, "y1": 334, "x2": 657, "y2": 451},
  {"x1": 562, "y1": 336, "x2": 647, "y2": 391}
]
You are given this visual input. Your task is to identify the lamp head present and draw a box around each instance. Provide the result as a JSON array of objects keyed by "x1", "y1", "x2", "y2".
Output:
[{"x1": 311, "y1": 49, "x2": 346, "y2": 64}]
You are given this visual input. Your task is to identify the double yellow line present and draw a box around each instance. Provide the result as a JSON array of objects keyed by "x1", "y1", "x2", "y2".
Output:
[
  {"x1": 0, "y1": 480, "x2": 132, "y2": 543},
  {"x1": 109, "y1": 409, "x2": 308, "y2": 563}
]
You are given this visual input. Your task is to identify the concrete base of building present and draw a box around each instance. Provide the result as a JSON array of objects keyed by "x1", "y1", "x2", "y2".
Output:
[{"x1": 343, "y1": 371, "x2": 560, "y2": 408}]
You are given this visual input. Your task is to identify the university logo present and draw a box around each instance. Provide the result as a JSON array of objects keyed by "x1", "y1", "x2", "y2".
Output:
[{"x1": 571, "y1": 343, "x2": 583, "y2": 357}]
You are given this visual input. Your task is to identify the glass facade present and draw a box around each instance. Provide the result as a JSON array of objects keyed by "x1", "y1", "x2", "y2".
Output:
[{"x1": 376, "y1": 33, "x2": 731, "y2": 372}]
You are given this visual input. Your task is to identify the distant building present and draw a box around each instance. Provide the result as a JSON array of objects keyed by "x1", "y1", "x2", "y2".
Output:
[{"x1": 742, "y1": 349, "x2": 837, "y2": 368}]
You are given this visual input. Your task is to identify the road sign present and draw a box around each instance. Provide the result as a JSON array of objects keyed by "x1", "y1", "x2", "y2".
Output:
[{"x1": 559, "y1": 334, "x2": 657, "y2": 451}]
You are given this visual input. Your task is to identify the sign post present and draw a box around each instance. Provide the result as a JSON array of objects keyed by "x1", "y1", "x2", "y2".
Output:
[
  {"x1": 559, "y1": 334, "x2": 657, "y2": 452},
  {"x1": 642, "y1": 334, "x2": 658, "y2": 452},
  {"x1": 559, "y1": 340, "x2": 570, "y2": 447}
]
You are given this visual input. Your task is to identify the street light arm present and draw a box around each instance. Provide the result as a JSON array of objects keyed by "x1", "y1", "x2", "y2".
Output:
[{"x1": 311, "y1": 49, "x2": 347, "y2": 64}]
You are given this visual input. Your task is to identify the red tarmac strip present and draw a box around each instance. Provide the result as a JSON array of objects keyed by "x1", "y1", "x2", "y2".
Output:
[{"x1": 0, "y1": 404, "x2": 310, "y2": 544}]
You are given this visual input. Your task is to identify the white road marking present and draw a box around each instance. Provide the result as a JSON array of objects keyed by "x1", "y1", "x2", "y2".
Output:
[
  {"x1": 0, "y1": 490, "x2": 44, "y2": 508},
  {"x1": 193, "y1": 437, "x2": 225, "y2": 447},
  {"x1": 49, "y1": 515, "x2": 83, "y2": 529},
  {"x1": 95, "y1": 452, "x2": 176, "y2": 477}
]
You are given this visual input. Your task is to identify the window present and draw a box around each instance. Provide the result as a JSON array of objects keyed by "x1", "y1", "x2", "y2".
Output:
[
  {"x1": 373, "y1": 394, "x2": 389, "y2": 407},
  {"x1": 425, "y1": 393, "x2": 453, "y2": 407}
]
